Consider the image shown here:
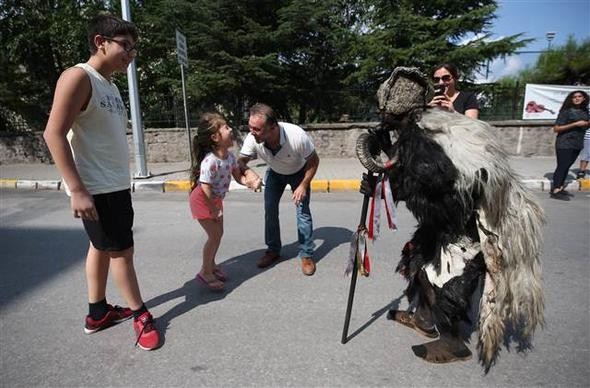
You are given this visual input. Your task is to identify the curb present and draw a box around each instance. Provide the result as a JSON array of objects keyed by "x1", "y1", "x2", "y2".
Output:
[
  {"x1": 1, "y1": 178, "x2": 588, "y2": 193},
  {"x1": 0, "y1": 178, "x2": 363, "y2": 193}
]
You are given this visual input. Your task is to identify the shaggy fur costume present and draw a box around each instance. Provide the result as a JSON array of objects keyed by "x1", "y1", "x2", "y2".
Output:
[{"x1": 359, "y1": 67, "x2": 545, "y2": 371}]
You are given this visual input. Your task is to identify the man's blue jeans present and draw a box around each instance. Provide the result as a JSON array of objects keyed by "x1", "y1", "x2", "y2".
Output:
[{"x1": 264, "y1": 168, "x2": 315, "y2": 258}]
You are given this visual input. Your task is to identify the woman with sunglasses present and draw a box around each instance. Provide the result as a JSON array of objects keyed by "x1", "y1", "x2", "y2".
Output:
[
  {"x1": 550, "y1": 90, "x2": 590, "y2": 200},
  {"x1": 429, "y1": 63, "x2": 479, "y2": 119}
]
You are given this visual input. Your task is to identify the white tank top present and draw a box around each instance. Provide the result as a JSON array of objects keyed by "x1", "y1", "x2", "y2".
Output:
[{"x1": 65, "y1": 63, "x2": 130, "y2": 195}]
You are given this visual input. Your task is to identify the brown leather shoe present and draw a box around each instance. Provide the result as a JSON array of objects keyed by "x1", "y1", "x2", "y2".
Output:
[
  {"x1": 257, "y1": 251, "x2": 280, "y2": 268},
  {"x1": 301, "y1": 257, "x2": 316, "y2": 276}
]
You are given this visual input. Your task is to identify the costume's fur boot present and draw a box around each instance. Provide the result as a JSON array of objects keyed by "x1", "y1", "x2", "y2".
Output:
[
  {"x1": 387, "y1": 269, "x2": 439, "y2": 339},
  {"x1": 411, "y1": 252, "x2": 485, "y2": 364},
  {"x1": 411, "y1": 323, "x2": 473, "y2": 363}
]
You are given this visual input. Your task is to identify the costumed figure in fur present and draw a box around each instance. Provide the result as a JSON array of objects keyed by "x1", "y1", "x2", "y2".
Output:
[{"x1": 356, "y1": 67, "x2": 545, "y2": 371}]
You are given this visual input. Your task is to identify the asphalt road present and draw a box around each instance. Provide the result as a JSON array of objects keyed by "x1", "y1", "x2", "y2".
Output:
[{"x1": 1, "y1": 189, "x2": 589, "y2": 387}]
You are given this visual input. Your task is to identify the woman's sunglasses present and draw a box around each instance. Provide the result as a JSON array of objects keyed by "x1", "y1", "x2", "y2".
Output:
[{"x1": 432, "y1": 75, "x2": 452, "y2": 83}]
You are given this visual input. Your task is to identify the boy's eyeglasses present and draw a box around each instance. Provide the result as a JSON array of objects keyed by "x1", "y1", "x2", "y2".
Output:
[
  {"x1": 432, "y1": 75, "x2": 452, "y2": 83},
  {"x1": 102, "y1": 36, "x2": 138, "y2": 53}
]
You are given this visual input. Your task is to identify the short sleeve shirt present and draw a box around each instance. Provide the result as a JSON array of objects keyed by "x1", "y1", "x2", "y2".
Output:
[
  {"x1": 198, "y1": 152, "x2": 237, "y2": 198},
  {"x1": 240, "y1": 122, "x2": 315, "y2": 175},
  {"x1": 555, "y1": 108, "x2": 589, "y2": 150},
  {"x1": 453, "y1": 91, "x2": 479, "y2": 114}
]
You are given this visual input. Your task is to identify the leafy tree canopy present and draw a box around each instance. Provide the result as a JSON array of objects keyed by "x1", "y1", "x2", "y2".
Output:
[
  {"x1": 1, "y1": 0, "x2": 542, "y2": 130},
  {"x1": 350, "y1": 0, "x2": 531, "y2": 89},
  {"x1": 0, "y1": 1, "x2": 109, "y2": 130},
  {"x1": 498, "y1": 36, "x2": 590, "y2": 86}
]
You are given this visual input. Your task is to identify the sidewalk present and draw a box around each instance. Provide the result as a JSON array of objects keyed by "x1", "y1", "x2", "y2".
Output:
[{"x1": 1, "y1": 156, "x2": 588, "y2": 192}]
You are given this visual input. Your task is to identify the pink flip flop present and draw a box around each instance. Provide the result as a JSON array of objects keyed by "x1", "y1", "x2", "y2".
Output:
[{"x1": 196, "y1": 273, "x2": 224, "y2": 291}]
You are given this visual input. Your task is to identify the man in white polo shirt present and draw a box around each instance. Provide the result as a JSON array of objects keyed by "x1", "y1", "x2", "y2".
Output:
[{"x1": 239, "y1": 103, "x2": 320, "y2": 276}]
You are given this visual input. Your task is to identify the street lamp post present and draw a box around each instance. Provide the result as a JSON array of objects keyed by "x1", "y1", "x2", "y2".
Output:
[{"x1": 484, "y1": 31, "x2": 556, "y2": 81}]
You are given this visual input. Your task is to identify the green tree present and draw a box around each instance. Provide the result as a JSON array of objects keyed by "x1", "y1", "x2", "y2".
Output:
[
  {"x1": 134, "y1": 0, "x2": 287, "y2": 126},
  {"x1": 128, "y1": 0, "x2": 200, "y2": 127},
  {"x1": 501, "y1": 36, "x2": 590, "y2": 85},
  {"x1": 274, "y1": 0, "x2": 364, "y2": 122},
  {"x1": 350, "y1": 0, "x2": 531, "y2": 89},
  {"x1": 1, "y1": 0, "x2": 544, "y2": 130},
  {"x1": 135, "y1": 0, "x2": 363, "y2": 124},
  {"x1": 186, "y1": 0, "x2": 286, "y2": 123},
  {"x1": 478, "y1": 37, "x2": 590, "y2": 120},
  {"x1": 0, "y1": 1, "x2": 109, "y2": 131}
]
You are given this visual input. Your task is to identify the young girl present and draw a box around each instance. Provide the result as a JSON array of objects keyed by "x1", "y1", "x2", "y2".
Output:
[
  {"x1": 550, "y1": 90, "x2": 590, "y2": 200},
  {"x1": 189, "y1": 112, "x2": 261, "y2": 291}
]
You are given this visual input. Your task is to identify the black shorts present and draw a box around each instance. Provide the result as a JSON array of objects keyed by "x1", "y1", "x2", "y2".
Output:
[{"x1": 82, "y1": 189, "x2": 134, "y2": 251}]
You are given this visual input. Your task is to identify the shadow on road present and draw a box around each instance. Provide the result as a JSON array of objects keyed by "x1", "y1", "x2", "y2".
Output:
[
  {"x1": 344, "y1": 296, "x2": 403, "y2": 343},
  {"x1": 145, "y1": 226, "x2": 353, "y2": 338},
  {"x1": 0, "y1": 227, "x2": 88, "y2": 308}
]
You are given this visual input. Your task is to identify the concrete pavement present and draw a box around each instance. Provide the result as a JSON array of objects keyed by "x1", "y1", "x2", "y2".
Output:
[
  {"x1": 1, "y1": 190, "x2": 589, "y2": 386},
  {"x1": 1, "y1": 156, "x2": 589, "y2": 192}
]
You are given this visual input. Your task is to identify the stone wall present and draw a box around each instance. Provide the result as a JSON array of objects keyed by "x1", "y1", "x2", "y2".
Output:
[
  {"x1": 0, "y1": 132, "x2": 54, "y2": 164},
  {"x1": 490, "y1": 120, "x2": 556, "y2": 157},
  {"x1": 0, "y1": 120, "x2": 556, "y2": 164}
]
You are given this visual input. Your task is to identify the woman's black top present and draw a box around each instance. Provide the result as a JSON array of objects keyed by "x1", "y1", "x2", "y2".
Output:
[
  {"x1": 555, "y1": 108, "x2": 589, "y2": 149},
  {"x1": 453, "y1": 91, "x2": 479, "y2": 114}
]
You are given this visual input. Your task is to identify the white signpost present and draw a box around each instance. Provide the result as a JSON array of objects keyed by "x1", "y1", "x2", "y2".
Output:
[{"x1": 176, "y1": 29, "x2": 192, "y2": 164}]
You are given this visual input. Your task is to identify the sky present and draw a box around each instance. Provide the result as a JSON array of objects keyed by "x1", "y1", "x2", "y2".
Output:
[{"x1": 478, "y1": 0, "x2": 590, "y2": 82}]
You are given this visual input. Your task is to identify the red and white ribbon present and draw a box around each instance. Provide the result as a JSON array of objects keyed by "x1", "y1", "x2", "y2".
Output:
[
  {"x1": 383, "y1": 177, "x2": 397, "y2": 230},
  {"x1": 369, "y1": 175, "x2": 397, "y2": 241}
]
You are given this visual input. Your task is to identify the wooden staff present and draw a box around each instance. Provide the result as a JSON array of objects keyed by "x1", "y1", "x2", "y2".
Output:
[{"x1": 341, "y1": 172, "x2": 373, "y2": 344}]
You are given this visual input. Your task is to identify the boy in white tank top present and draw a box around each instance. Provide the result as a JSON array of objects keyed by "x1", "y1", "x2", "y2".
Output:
[{"x1": 43, "y1": 14, "x2": 160, "y2": 351}]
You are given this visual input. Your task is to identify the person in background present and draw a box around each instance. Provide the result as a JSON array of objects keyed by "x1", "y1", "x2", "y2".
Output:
[
  {"x1": 43, "y1": 14, "x2": 160, "y2": 350},
  {"x1": 428, "y1": 63, "x2": 479, "y2": 119},
  {"x1": 550, "y1": 90, "x2": 590, "y2": 200},
  {"x1": 238, "y1": 103, "x2": 320, "y2": 276},
  {"x1": 189, "y1": 112, "x2": 261, "y2": 291},
  {"x1": 576, "y1": 121, "x2": 590, "y2": 180}
]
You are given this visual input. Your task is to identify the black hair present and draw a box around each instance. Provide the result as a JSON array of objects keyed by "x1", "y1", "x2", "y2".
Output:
[
  {"x1": 87, "y1": 13, "x2": 138, "y2": 54},
  {"x1": 559, "y1": 90, "x2": 589, "y2": 113}
]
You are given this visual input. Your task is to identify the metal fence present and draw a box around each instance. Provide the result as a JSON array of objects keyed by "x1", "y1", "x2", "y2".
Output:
[
  {"x1": 139, "y1": 84, "x2": 527, "y2": 127},
  {"x1": 470, "y1": 82, "x2": 526, "y2": 121},
  {"x1": 1, "y1": 83, "x2": 527, "y2": 132}
]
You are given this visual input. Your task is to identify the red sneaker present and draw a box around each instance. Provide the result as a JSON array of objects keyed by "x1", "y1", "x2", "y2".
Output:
[
  {"x1": 84, "y1": 304, "x2": 132, "y2": 334},
  {"x1": 133, "y1": 311, "x2": 160, "y2": 351}
]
